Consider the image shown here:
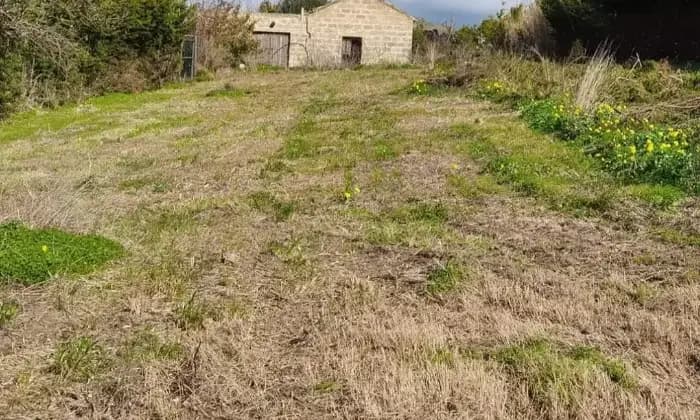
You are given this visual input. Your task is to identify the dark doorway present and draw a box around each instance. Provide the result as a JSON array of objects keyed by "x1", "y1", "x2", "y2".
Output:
[{"x1": 342, "y1": 37, "x2": 362, "y2": 66}]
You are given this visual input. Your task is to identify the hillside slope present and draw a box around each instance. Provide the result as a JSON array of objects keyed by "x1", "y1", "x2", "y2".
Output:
[{"x1": 1, "y1": 68, "x2": 699, "y2": 419}]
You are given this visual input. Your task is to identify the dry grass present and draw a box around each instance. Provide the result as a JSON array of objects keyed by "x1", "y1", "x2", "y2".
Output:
[
  {"x1": 0, "y1": 68, "x2": 699, "y2": 419},
  {"x1": 576, "y1": 43, "x2": 615, "y2": 112}
]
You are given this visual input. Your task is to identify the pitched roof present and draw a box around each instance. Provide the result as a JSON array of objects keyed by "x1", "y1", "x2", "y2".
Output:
[{"x1": 311, "y1": 0, "x2": 414, "y2": 20}]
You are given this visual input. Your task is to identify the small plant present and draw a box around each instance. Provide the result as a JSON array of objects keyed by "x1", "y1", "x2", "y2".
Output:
[
  {"x1": 0, "y1": 222, "x2": 124, "y2": 284},
  {"x1": 408, "y1": 79, "x2": 430, "y2": 95},
  {"x1": 51, "y1": 337, "x2": 109, "y2": 382},
  {"x1": 478, "y1": 79, "x2": 516, "y2": 102},
  {"x1": 205, "y1": 83, "x2": 247, "y2": 98},
  {"x1": 195, "y1": 69, "x2": 215, "y2": 82},
  {"x1": 175, "y1": 293, "x2": 215, "y2": 330},
  {"x1": 313, "y1": 380, "x2": 342, "y2": 393},
  {"x1": 0, "y1": 300, "x2": 21, "y2": 328},
  {"x1": 427, "y1": 261, "x2": 465, "y2": 294},
  {"x1": 268, "y1": 238, "x2": 308, "y2": 267},
  {"x1": 248, "y1": 191, "x2": 296, "y2": 222},
  {"x1": 120, "y1": 329, "x2": 184, "y2": 362},
  {"x1": 474, "y1": 338, "x2": 636, "y2": 412},
  {"x1": 390, "y1": 202, "x2": 449, "y2": 224},
  {"x1": 342, "y1": 171, "x2": 361, "y2": 202}
]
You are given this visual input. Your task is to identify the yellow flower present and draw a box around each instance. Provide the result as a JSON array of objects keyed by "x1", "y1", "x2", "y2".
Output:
[
  {"x1": 628, "y1": 145, "x2": 637, "y2": 155},
  {"x1": 41, "y1": 245, "x2": 49, "y2": 253},
  {"x1": 645, "y1": 140, "x2": 655, "y2": 153}
]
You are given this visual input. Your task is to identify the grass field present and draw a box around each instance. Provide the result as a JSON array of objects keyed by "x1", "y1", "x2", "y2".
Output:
[{"x1": 1, "y1": 67, "x2": 699, "y2": 419}]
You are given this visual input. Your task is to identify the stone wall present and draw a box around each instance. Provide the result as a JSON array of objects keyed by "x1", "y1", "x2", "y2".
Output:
[{"x1": 251, "y1": 0, "x2": 413, "y2": 67}]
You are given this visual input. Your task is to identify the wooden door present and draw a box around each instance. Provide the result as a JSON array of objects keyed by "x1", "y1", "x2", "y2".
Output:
[
  {"x1": 342, "y1": 37, "x2": 362, "y2": 66},
  {"x1": 254, "y1": 32, "x2": 290, "y2": 67}
]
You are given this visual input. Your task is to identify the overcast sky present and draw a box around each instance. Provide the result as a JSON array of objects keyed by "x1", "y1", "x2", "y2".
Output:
[{"x1": 241, "y1": 0, "x2": 531, "y2": 25}]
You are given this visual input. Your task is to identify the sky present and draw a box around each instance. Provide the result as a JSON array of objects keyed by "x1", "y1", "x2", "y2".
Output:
[{"x1": 242, "y1": 0, "x2": 531, "y2": 25}]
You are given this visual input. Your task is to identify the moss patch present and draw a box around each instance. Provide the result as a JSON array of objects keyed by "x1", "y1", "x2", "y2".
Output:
[{"x1": 0, "y1": 222, "x2": 124, "y2": 284}]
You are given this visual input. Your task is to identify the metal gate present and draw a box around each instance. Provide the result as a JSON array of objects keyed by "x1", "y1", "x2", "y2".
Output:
[
  {"x1": 181, "y1": 35, "x2": 196, "y2": 80},
  {"x1": 254, "y1": 32, "x2": 291, "y2": 68}
]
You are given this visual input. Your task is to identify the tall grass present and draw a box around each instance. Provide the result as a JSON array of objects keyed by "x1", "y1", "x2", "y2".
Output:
[{"x1": 575, "y1": 44, "x2": 614, "y2": 112}]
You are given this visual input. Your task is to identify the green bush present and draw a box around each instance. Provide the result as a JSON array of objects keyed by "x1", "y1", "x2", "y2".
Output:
[
  {"x1": 0, "y1": 0, "x2": 195, "y2": 117},
  {"x1": 0, "y1": 222, "x2": 124, "y2": 284},
  {"x1": 520, "y1": 99, "x2": 699, "y2": 191}
]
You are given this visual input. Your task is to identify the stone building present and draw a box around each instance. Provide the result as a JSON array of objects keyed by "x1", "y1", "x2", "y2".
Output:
[{"x1": 250, "y1": 0, "x2": 414, "y2": 68}]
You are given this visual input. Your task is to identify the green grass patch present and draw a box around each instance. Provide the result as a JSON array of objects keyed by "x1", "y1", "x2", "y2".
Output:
[
  {"x1": 175, "y1": 293, "x2": 218, "y2": 330},
  {"x1": 50, "y1": 336, "x2": 110, "y2": 382},
  {"x1": 248, "y1": 191, "x2": 296, "y2": 222},
  {"x1": 427, "y1": 261, "x2": 466, "y2": 294},
  {"x1": 205, "y1": 84, "x2": 248, "y2": 99},
  {"x1": 623, "y1": 184, "x2": 686, "y2": 208},
  {"x1": 357, "y1": 202, "x2": 450, "y2": 247},
  {"x1": 0, "y1": 222, "x2": 124, "y2": 284},
  {"x1": 120, "y1": 329, "x2": 184, "y2": 362},
  {"x1": 314, "y1": 380, "x2": 342, "y2": 393},
  {"x1": 0, "y1": 91, "x2": 173, "y2": 144},
  {"x1": 655, "y1": 228, "x2": 700, "y2": 247},
  {"x1": 452, "y1": 121, "x2": 619, "y2": 214},
  {"x1": 278, "y1": 95, "x2": 403, "y2": 171},
  {"x1": 467, "y1": 338, "x2": 635, "y2": 411},
  {"x1": 0, "y1": 300, "x2": 21, "y2": 328},
  {"x1": 447, "y1": 173, "x2": 507, "y2": 199}
]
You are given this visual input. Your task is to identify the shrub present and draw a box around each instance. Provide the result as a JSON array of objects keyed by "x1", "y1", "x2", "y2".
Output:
[
  {"x1": 0, "y1": 0, "x2": 195, "y2": 116},
  {"x1": 0, "y1": 222, "x2": 124, "y2": 284},
  {"x1": 520, "y1": 99, "x2": 699, "y2": 191},
  {"x1": 195, "y1": 1, "x2": 257, "y2": 71}
]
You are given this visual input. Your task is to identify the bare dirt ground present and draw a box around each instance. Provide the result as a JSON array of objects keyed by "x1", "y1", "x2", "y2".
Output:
[{"x1": 1, "y1": 68, "x2": 699, "y2": 419}]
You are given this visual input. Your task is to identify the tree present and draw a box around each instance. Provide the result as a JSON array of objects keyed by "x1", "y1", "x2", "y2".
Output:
[
  {"x1": 196, "y1": 1, "x2": 256, "y2": 70},
  {"x1": 538, "y1": 0, "x2": 700, "y2": 58}
]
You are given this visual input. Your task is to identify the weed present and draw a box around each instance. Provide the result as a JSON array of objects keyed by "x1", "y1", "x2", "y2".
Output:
[
  {"x1": 195, "y1": 69, "x2": 215, "y2": 82},
  {"x1": 447, "y1": 173, "x2": 506, "y2": 198},
  {"x1": 362, "y1": 202, "x2": 450, "y2": 247},
  {"x1": 175, "y1": 293, "x2": 216, "y2": 330},
  {"x1": 628, "y1": 283, "x2": 658, "y2": 306},
  {"x1": 0, "y1": 222, "x2": 124, "y2": 284},
  {"x1": 407, "y1": 79, "x2": 445, "y2": 96},
  {"x1": 477, "y1": 339, "x2": 635, "y2": 411},
  {"x1": 655, "y1": 229, "x2": 700, "y2": 247},
  {"x1": 117, "y1": 156, "x2": 156, "y2": 172},
  {"x1": 51, "y1": 337, "x2": 109, "y2": 382},
  {"x1": 427, "y1": 261, "x2": 465, "y2": 294},
  {"x1": 314, "y1": 380, "x2": 342, "y2": 393},
  {"x1": 268, "y1": 238, "x2": 308, "y2": 267},
  {"x1": 248, "y1": 191, "x2": 296, "y2": 222},
  {"x1": 624, "y1": 184, "x2": 686, "y2": 208},
  {"x1": 428, "y1": 348, "x2": 457, "y2": 367},
  {"x1": 120, "y1": 329, "x2": 184, "y2": 362},
  {"x1": 0, "y1": 300, "x2": 21, "y2": 327},
  {"x1": 205, "y1": 84, "x2": 247, "y2": 99},
  {"x1": 342, "y1": 171, "x2": 361, "y2": 202},
  {"x1": 119, "y1": 176, "x2": 156, "y2": 191},
  {"x1": 390, "y1": 202, "x2": 449, "y2": 224}
]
